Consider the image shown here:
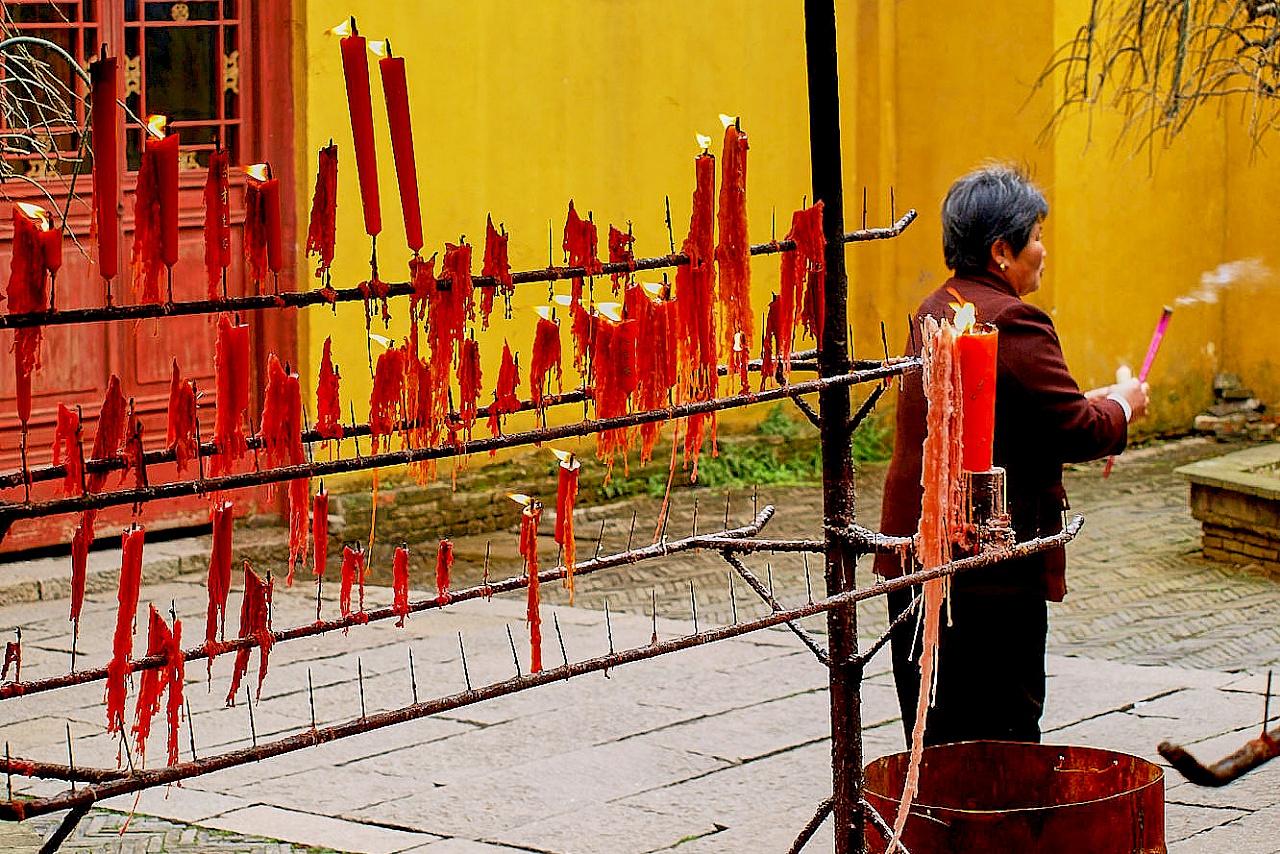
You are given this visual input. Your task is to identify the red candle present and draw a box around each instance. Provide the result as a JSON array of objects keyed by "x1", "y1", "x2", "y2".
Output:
[
  {"x1": 225, "y1": 561, "x2": 274, "y2": 704},
  {"x1": 517, "y1": 498, "x2": 543, "y2": 673},
  {"x1": 553, "y1": 450, "x2": 580, "y2": 604},
  {"x1": 316, "y1": 336, "x2": 344, "y2": 440},
  {"x1": 393, "y1": 544, "x2": 411, "y2": 627},
  {"x1": 146, "y1": 121, "x2": 180, "y2": 268},
  {"x1": 376, "y1": 42, "x2": 422, "y2": 253},
  {"x1": 41, "y1": 225, "x2": 62, "y2": 280},
  {"x1": 305, "y1": 144, "x2": 338, "y2": 281},
  {"x1": 90, "y1": 51, "x2": 119, "y2": 282},
  {"x1": 52, "y1": 403, "x2": 83, "y2": 494},
  {"x1": 206, "y1": 500, "x2": 235, "y2": 661},
  {"x1": 204, "y1": 148, "x2": 231, "y2": 298},
  {"x1": 244, "y1": 164, "x2": 281, "y2": 279},
  {"x1": 435, "y1": 539, "x2": 453, "y2": 605},
  {"x1": 313, "y1": 489, "x2": 329, "y2": 579},
  {"x1": 529, "y1": 310, "x2": 562, "y2": 408},
  {"x1": 166, "y1": 359, "x2": 198, "y2": 474},
  {"x1": 133, "y1": 604, "x2": 171, "y2": 762},
  {"x1": 9, "y1": 202, "x2": 51, "y2": 425},
  {"x1": 69, "y1": 509, "x2": 97, "y2": 640},
  {"x1": 212, "y1": 314, "x2": 251, "y2": 476},
  {"x1": 955, "y1": 317, "x2": 998, "y2": 473},
  {"x1": 106, "y1": 524, "x2": 146, "y2": 734},
  {"x1": 338, "y1": 20, "x2": 381, "y2": 237}
]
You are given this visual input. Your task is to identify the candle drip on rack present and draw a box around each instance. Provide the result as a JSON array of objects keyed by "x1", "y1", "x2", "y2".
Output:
[
  {"x1": 562, "y1": 201, "x2": 602, "y2": 369},
  {"x1": 259, "y1": 354, "x2": 309, "y2": 582},
  {"x1": 791, "y1": 201, "x2": 826, "y2": 345},
  {"x1": 487, "y1": 340, "x2": 521, "y2": 448},
  {"x1": 206, "y1": 500, "x2": 234, "y2": 677},
  {"x1": 244, "y1": 163, "x2": 282, "y2": 294},
  {"x1": 312, "y1": 487, "x2": 329, "y2": 581},
  {"x1": 716, "y1": 116, "x2": 753, "y2": 389},
  {"x1": 339, "y1": 544, "x2": 368, "y2": 625},
  {"x1": 435, "y1": 539, "x2": 453, "y2": 605},
  {"x1": 8, "y1": 202, "x2": 56, "y2": 427},
  {"x1": 211, "y1": 315, "x2": 251, "y2": 478},
  {"x1": 204, "y1": 146, "x2": 231, "y2": 300},
  {"x1": 947, "y1": 294, "x2": 998, "y2": 474},
  {"x1": 591, "y1": 302, "x2": 637, "y2": 474},
  {"x1": 392, "y1": 544, "x2": 411, "y2": 627},
  {"x1": 166, "y1": 360, "x2": 198, "y2": 475},
  {"x1": 529, "y1": 307, "x2": 563, "y2": 411},
  {"x1": 480, "y1": 215, "x2": 512, "y2": 326},
  {"x1": 225, "y1": 562, "x2": 274, "y2": 705},
  {"x1": 553, "y1": 450, "x2": 581, "y2": 603},
  {"x1": 512, "y1": 494, "x2": 544, "y2": 673},
  {"x1": 626, "y1": 282, "x2": 678, "y2": 466},
  {"x1": 132, "y1": 605, "x2": 184, "y2": 766},
  {"x1": 106, "y1": 524, "x2": 146, "y2": 738},
  {"x1": 316, "y1": 337, "x2": 344, "y2": 441},
  {"x1": 456, "y1": 336, "x2": 482, "y2": 444},
  {"x1": 51, "y1": 404, "x2": 83, "y2": 496},
  {"x1": 131, "y1": 115, "x2": 177, "y2": 304},
  {"x1": 306, "y1": 143, "x2": 339, "y2": 291},
  {"x1": 676, "y1": 139, "x2": 719, "y2": 479},
  {"x1": 608, "y1": 224, "x2": 636, "y2": 294},
  {"x1": 369, "y1": 339, "x2": 408, "y2": 453}
]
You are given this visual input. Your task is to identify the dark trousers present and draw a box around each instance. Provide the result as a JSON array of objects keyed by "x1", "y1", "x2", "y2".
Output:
[{"x1": 887, "y1": 585, "x2": 1048, "y2": 747}]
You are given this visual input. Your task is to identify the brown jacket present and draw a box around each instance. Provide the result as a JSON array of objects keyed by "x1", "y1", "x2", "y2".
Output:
[{"x1": 873, "y1": 270, "x2": 1128, "y2": 600}]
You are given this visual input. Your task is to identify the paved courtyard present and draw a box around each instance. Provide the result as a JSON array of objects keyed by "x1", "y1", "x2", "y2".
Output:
[{"x1": 0, "y1": 436, "x2": 1278, "y2": 852}]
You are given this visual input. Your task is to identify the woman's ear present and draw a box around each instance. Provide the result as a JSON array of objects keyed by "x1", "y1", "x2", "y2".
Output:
[{"x1": 989, "y1": 239, "x2": 1010, "y2": 272}]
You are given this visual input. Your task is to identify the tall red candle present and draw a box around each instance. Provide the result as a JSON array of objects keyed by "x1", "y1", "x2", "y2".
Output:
[
  {"x1": 955, "y1": 320, "x2": 998, "y2": 472},
  {"x1": 146, "y1": 122, "x2": 180, "y2": 268},
  {"x1": 392, "y1": 544, "x2": 410, "y2": 627},
  {"x1": 376, "y1": 42, "x2": 422, "y2": 252},
  {"x1": 90, "y1": 51, "x2": 119, "y2": 282},
  {"x1": 338, "y1": 20, "x2": 381, "y2": 237},
  {"x1": 204, "y1": 148, "x2": 231, "y2": 298},
  {"x1": 9, "y1": 203, "x2": 51, "y2": 425},
  {"x1": 553, "y1": 451, "x2": 579, "y2": 604},
  {"x1": 518, "y1": 499, "x2": 543, "y2": 673}
]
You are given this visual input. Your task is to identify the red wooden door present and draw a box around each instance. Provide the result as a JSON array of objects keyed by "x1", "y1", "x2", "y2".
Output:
[{"x1": 0, "y1": 0, "x2": 297, "y2": 554}]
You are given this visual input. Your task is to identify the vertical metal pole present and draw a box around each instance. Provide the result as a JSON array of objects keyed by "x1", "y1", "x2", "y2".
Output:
[{"x1": 804, "y1": 2, "x2": 863, "y2": 852}]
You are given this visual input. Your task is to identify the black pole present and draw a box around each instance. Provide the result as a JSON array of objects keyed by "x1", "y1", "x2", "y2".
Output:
[{"x1": 804, "y1": 1, "x2": 863, "y2": 852}]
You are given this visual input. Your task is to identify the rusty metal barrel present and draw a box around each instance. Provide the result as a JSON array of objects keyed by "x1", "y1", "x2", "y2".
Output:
[{"x1": 863, "y1": 741, "x2": 1165, "y2": 853}]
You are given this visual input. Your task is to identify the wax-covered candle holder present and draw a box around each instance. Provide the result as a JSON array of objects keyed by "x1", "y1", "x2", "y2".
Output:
[{"x1": 962, "y1": 466, "x2": 1014, "y2": 551}]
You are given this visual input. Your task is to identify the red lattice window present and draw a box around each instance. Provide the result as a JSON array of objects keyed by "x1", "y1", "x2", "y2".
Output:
[
  {"x1": 124, "y1": 0, "x2": 242, "y2": 172},
  {"x1": 0, "y1": 1, "x2": 98, "y2": 181}
]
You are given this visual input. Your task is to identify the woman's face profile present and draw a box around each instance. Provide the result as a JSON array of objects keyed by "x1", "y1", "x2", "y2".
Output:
[{"x1": 1003, "y1": 221, "x2": 1046, "y2": 296}]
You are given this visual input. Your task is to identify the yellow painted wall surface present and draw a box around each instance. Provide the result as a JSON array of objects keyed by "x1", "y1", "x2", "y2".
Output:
[{"x1": 295, "y1": 0, "x2": 1280, "y2": 455}]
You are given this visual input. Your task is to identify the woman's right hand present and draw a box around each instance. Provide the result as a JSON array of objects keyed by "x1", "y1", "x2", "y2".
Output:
[{"x1": 1113, "y1": 377, "x2": 1150, "y2": 420}]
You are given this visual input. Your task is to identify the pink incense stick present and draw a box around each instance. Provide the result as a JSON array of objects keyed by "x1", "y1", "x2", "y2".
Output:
[{"x1": 1104, "y1": 306, "x2": 1173, "y2": 478}]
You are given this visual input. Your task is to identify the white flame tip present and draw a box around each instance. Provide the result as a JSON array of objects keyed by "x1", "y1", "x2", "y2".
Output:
[
  {"x1": 696, "y1": 133, "x2": 712, "y2": 152},
  {"x1": 719, "y1": 113, "x2": 738, "y2": 129}
]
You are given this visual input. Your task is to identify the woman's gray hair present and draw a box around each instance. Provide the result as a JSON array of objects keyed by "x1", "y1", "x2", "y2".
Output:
[{"x1": 941, "y1": 164, "x2": 1048, "y2": 271}]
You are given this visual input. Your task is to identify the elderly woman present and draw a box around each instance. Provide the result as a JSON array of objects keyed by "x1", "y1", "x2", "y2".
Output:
[{"x1": 874, "y1": 164, "x2": 1149, "y2": 746}]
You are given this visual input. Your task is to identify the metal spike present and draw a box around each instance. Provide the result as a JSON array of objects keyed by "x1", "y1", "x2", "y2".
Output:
[
  {"x1": 5, "y1": 742, "x2": 10, "y2": 800},
  {"x1": 553, "y1": 613, "x2": 569, "y2": 667},
  {"x1": 723, "y1": 491, "x2": 731, "y2": 531},
  {"x1": 408, "y1": 648, "x2": 419, "y2": 704},
  {"x1": 1265, "y1": 670, "x2": 1274, "y2": 737},
  {"x1": 604, "y1": 600, "x2": 614, "y2": 655},
  {"x1": 752, "y1": 485, "x2": 759, "y2": 518},
  {"x1": 458, "y1": 633, "x2": 472, "y2": 691},
  {"x1": 483, "y1": 542, "x2": 492, "y2": 596},
  {"x1": 767, "y1": 563, "x2": 775, "y2": 597},
  {"x1": 121, "y1": 729, "x2": 136, "y2": 772},
  {"x1": 316, "y1": 570, "x2": 323, "y2": 622},
  {"x1": 186, "y1": 698, "x2": 197, "y2": 760},
  {"x1": 357, "y1": 658, "x2": 367, "y2": 720},
  {"x1": 594, "y1": 518, "x2": 606, "y2": 559},
  {"x1": 692, "y1": 497, "x2": 699, "y2": 537},
  {"x1": 729, "y1": 570, "x2": 738, "y2": 624},
  {"x1": 627, "y1": 510, "x2": 637, "y2": 552},
  {"x1": 308, "y1": 669, "x2": 317, "y2": 730},
  {"x1": 245, "y1": 685, "x2": 257, "y2": 748},
  {"x1": 651, "y1": 589, "x2": 658, "y2": 645},
  {"x1": 689, "y1": 580, "x2": 699, "y2": 633},
  {"x1": 506, "y1": 624, "x2": 523, "y2": 677},
  {"x1": 804, "y1": 553, "x2": 814, "y2": 605},
  {"x1": 65, "y1": 723, "x2": 74, "y2": 792}
]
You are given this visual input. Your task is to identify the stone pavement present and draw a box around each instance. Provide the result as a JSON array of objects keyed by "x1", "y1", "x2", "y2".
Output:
[{"x1": 0, "y1": 436, "x2": 1277, "y2": 852}]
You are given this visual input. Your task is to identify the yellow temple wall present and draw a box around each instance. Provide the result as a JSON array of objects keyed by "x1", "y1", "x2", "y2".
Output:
[{"x1": 294, "y1": 0, "x2": 1280, "y2": 451}]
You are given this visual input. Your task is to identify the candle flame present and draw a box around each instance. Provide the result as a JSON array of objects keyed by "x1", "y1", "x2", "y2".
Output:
[
  {"x1": 15, "y1": 202, "x2": 51, "y2": 230},
  {"x1": 368, "y1": 39, "x2": 389, "y2": 58},
  {"x1": 145, "y1": 114, "x2": 168, "y2": 139},
  {"x1": 536, "y1": 305, "x2": 555, "y2": 321},
  {"x1": 551, "y1": 448, "x2": 581, "y2": 470},
  {"x1": 733, "y1": 331, "x2": 745, "y2": 352},
  {"x1": 552, "y1": 294, "x2": 574, "y2": 308},
  {"x1": 368, "y1": 333, "x2": 393, "y2": 350},
  {"x1": 328, "y1": 18, "x2": 353, "y2": 37},
  {"x1": 642, "y1": 281, "x2": 664, "y2": 298},
  {"x1": 595, "y1": 302, "x2": 623, "y2": 322},
  {"x1": 719, "y1": 113, "x2": 738, "y2": 129},
  {"x1": 949, "y1": 299, "x2": 977, "y2": 335},
  {"x1": 696, "y1": 133, "x2": 712, "y2": 154},
  {"x1": 508, "y1": 492, "x2": 533, "y2": 507},
  {"x1": 244, "y1": 163, "x2": 270, "y2": 182}
]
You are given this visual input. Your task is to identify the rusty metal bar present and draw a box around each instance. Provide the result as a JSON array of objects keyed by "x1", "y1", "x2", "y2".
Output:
[
  {"x1": 0, "y1": 508, "x2": 778, "y2": 701},
  {"x1": 0, "y1": 362, "x2": 917, "y2": 525},
  {"x1": 0, "y1": 216, "x2": 916, "y2": 331},
  {"x1": 0, "y1": 517, "x2": 1080, "y2": 820},
  {"x1": 721, "y1": 551, "x2": 829, "y2": 665},
  {"x1": 788, "y1": 798, "x2": 834, "y2": 854},
  {"x1": 1158, "y1": 728, "x2": 1280, "y2": 786}
]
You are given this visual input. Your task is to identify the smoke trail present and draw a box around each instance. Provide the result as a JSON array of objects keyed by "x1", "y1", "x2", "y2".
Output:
[{"x1": 1176, "y1": 258, "x2": 1271, "y2": 306}]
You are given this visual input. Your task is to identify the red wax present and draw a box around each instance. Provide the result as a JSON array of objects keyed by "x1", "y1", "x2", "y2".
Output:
[
  {"x1": 106, "y1": 524, "x2": 146, "y2": 734},
  {"x1": 206, "y1": 500, "x2": 234, "y2": 655},
  {"x1": 204, "y1": 149, "x2": 231, "y2": 298},
  {"x1": 41, "y1": 227, "x2": 62, "y2": 277},
  {"x1": 312, "y1": 489, "x2": 329, "y2": 579},
  {"x1": 379, "y1": 55, "x2": 422, "y2": 252},
  {"x1": 520, "y1": 503, "x2": 543, "y2": 673},
  {"x1": 340, "y1": 34, "x2": 381, "y2": 237},
  {"x1": 956, "y1": 323, "x2": 998, "y2": 472},
  {"x1": 9, "y1": 205, "x2": 50, "y2": 425},
  {"x1": 315, "y1": 336, "x2": 344, "y2": 440},
  {"x1": 263, "y1": 177, "x2": 282, "y2": 273},
  {"x1": 435, "y1": 539, "x2": 453, "y2": 605},
  {"x1": 148, "y1": 132, "x2": 180, "y2": 268},
  {"x1": 555, "y1": 457, "x2": 579, "y2": 603},
  {"x1": 392, "y1": 545, "x2": 410, "y2": 626},
  {"x1": 90, "y1": 54, "x2": 119, "y2": 281}
]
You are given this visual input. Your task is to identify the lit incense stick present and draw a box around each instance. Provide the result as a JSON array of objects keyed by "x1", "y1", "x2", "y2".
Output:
[{"x1": 1104, "y1": 306, "x2": 1172, "y2": 477}]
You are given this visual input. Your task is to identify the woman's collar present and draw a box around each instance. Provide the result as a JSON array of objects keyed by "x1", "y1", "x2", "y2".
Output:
[{"x1": 952, "y1": 267, "x2": 1020, "y2": 298}]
